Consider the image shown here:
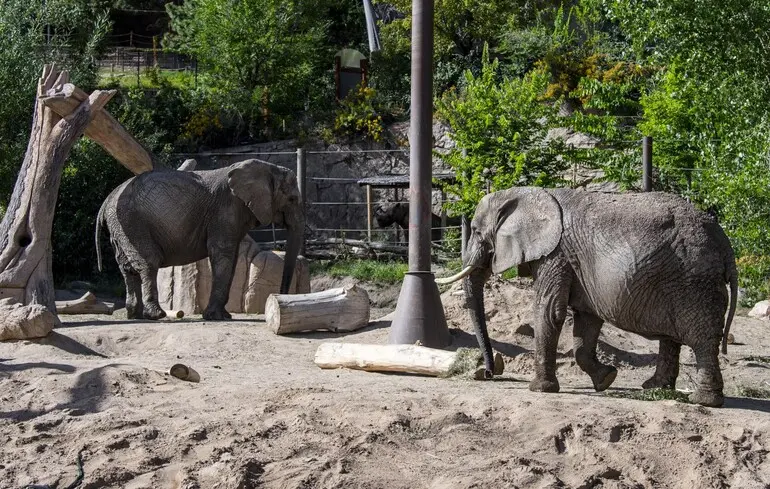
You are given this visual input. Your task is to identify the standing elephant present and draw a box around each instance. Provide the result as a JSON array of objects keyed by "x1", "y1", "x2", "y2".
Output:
[
  {"x1": 374, "y1": 201, "x2": 461, "y2": 242},
  {"x1": 437, "y1": 187, "x2": 737, "y2": 407},
  {"x1": 96, "y1": 159, "x2": 305, "y2": 321}
]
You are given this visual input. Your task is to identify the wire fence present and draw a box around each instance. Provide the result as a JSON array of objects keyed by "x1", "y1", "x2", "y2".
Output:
[{"x1": 175, "y1": 136, "x2": 698, "y2": 262}]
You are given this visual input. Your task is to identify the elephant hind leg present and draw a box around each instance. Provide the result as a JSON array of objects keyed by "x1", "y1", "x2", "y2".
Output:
[
  {"x1": 689, "y1": 340, "x2": 724, "y2": 407},
  {"x1": 139, "y1": 266, "x2": 166, "y2": 320},
  {"x1": 572, "y1": 310, "x2": 617, "y2": 392},
  {"x1": 642, "y1": 339, "x2": 681, "y2": 389},
  {"x1": 121, "y1": 266, "x2": 144, "y2": 320}
]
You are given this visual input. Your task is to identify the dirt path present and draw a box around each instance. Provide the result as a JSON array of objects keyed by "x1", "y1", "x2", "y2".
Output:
[{"x1": 1, "y1": 279, "x2": 769, "y2": 488}]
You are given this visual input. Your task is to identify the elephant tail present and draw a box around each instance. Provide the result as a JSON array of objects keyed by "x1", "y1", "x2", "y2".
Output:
[
  {"x1": 722, "y1": 260, "x2": 738, "y2": 355},
  {"x1": 96, "y1": 200, "x2": 107, "y2": 273}
]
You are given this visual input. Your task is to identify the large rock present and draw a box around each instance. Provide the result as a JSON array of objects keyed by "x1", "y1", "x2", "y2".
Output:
[
  {"x1": 158, "y1": 236, "x2": 310, "y2": 315},
  {"x1": 0, "y1": 298, "x2": 56, "y2": 341},
  {"x1": 748, "y1": 300, "x2": 770, "y2": 320}
]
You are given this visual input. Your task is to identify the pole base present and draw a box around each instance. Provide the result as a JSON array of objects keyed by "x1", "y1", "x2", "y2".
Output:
[{"x1": 388, "y1": 271, "x2": 450, "y2": 348}]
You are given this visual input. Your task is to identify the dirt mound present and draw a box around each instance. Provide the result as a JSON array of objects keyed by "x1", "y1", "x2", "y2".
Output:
[{"x1": 2, "y1": 276, "x2": 769, "y2": 488}]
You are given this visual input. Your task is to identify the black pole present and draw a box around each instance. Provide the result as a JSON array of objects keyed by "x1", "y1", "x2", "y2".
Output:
[
  {"x1": 388, "y1": 0, "x2": 449, "y2": 348},
  {"x1": 642, "y1": 136, "x2": 653, "y2": 192}
]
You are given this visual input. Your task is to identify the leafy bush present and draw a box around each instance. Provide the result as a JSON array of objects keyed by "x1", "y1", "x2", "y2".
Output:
[
  {"x1": 437, "y1": 46, "x2": 568, "y2": 216},
  {"x1": 333, "y1": 85, "x2": 384, "y2": 142}
]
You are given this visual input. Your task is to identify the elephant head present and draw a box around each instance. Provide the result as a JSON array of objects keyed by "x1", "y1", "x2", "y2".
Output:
[
  {"x1": 374, "y1": 202, "x2": 409, "y2": 229},
  {"x1": 436, "y1": 187, "x2": 563, "y2": 378},
  {"x1": 227, "y1": 160, "x2": 306, "y2": 294}
]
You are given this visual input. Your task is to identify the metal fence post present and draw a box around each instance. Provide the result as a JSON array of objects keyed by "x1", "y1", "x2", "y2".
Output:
[
  {"x1": 296, "y1": 148, "x2": 307, "y2": 254},
  {"x1": 642, "y1": 136, "x2": 653, "y2": 192},
  {"x1": 366, "y1": 184, "x2": 373, "y2": 242}
]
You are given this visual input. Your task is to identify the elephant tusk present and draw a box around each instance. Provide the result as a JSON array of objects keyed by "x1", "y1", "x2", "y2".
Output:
[{"x1": 435, "y1": 265, "x2": 475, "y2": 285}]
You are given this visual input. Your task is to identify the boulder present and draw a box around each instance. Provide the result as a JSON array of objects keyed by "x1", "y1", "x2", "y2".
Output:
[
  {"x1": 0, "y1": 298, "x2": 56, "y2": 341},
  {"x1": 748, "y1": 300, "x2": 770, "y2": 320},
  {"x1": 158, "y1": 236, "x2": 310, "y2": 315}
]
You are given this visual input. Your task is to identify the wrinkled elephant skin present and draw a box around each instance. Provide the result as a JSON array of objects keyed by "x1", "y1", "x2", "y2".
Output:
[{"x1": 456, "y1": 187, "x2": 737, "y2": 407}]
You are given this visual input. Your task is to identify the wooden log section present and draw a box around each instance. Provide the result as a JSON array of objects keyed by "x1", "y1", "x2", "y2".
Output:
[
  {"x1": 314, "y1": 343, "x2": 505, "y2": 379},
  {"x1": 265, "y1": 285, "x2": 370, "y2": 335},
  {"x1": 42, "y1": 83, "x2": 153, "y2": 174},
  {"x1": 55, "y1": 291, "x2": 114, "y2": 315}
]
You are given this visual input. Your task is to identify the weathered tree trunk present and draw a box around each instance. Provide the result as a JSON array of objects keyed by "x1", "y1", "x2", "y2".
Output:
[
  {"x1": 314, "y1": 343, "x2": 505, "y2": 379},
  {"x1": 0, "y1": 65, "x2": 119, "y2": 323},
  {"x1": 265, "y1": 285, "x2": 370, "y2": 334}
]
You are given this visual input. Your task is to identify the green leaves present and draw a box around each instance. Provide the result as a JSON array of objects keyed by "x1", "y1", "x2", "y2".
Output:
[{"x1": 437, "y1": 48, "x2": 567, "y2": 216}]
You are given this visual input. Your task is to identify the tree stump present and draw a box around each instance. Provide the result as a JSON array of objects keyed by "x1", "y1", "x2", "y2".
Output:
[
  {"x1": 0, "y1": 64, "x2": 152, "y2": 334},
  {"x1": 265, "y1": 285, "x2": 370, "y2": 334}
]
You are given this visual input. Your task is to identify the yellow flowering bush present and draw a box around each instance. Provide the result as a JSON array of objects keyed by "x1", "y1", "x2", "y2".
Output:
[{"x1": 333, "y1": 84, "x2": 384, "y2": 142}]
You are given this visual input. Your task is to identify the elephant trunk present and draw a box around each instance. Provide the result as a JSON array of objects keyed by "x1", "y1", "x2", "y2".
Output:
[
  {"x1": 463, "y1": 269, "x2": 495, "y2": 379},
  {"x1": 280, "y1": 217, "x2": 304, "y2": 294}
]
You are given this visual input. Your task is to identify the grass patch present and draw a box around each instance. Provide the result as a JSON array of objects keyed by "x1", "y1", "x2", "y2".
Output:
[
  {"x1": 735, "y1": 385, "x2": 770, "y2": 399},
  {"x1": 606, "y1": 388, "x2": 691, "y2": 403},
  {"x1": 311, "y1": 259, "x2": 408, "y2": 284},
  {"x1": 501, "y1": 267, "x2": 518, "y2": 280}
]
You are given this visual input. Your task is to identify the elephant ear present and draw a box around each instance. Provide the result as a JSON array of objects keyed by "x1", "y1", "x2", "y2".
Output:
[
  {"x1": 492, "y1": 188, "x2": 563, "y2": 274},
  {"x1": 227, "y1": 161, "x2": 274, "y2": 225}
]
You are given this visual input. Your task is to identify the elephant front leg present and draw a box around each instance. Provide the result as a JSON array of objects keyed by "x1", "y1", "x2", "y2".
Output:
[
  {"x1": 529, "y1": 301, "x2": 567, "y2": 393},
  {"x1": 572, "y1": 310, "x2": 617, "y2": 392},
  {"x1": 689, "y1": 340, "x2": 725, "y2": 407},
  {"x1": 204, "y1": 246, "x2": 237, "y2": 321},
  {"x1": 139, "y1": 267, "x2": 166, "y2": 320},
  {"x1": 642, "y1": 339, "x2": 681, "y2": 389}
]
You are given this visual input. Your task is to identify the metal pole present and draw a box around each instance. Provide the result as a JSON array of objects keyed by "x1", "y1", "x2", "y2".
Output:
[
  {"x1": 642, "y1": 136, "x2": 653, "y2": 192},
  {"x1": 136, "y1": 50, "x2": 140, "y2": 86},
  {"x1": 296, "y1": 148, "x2": 306, "y2": 254},
  {"x1": 388, "y1": 0, "x2": 449, "y2": 348},
  {"x1": 440, "y1": 190, "x2": 447, "y2": 245},
  {"x1": 394, "y1": 188, "x2": 402, "y2": 244},
  {"x1": 366, "y1": 185, "x2": 373, "y2": 242}
]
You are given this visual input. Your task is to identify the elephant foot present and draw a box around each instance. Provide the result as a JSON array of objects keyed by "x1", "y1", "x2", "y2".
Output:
[
  {"x1": 126, "y1": 304, "x2": 143, "y2": 319},
  {"x1": 529, "y1": 377, "x2": 560, "y2": 393},
  {"x1": 642, "y1": 374, "x2": 676, "y2": 390},
  {"x1": 203, "y1": 307, "x2": 232, "y2": 321},
  {"x1": 590, "y1": 366, "x2": 618, "y2": 392},
  {"x1": 143, "y1": 304, "x2": 167, "y2": 321},
  {"x1": 689, "y1": 388, "x2": 724, "y2": 408}
]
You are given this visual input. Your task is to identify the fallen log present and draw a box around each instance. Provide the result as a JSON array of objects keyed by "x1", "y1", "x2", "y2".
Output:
[
  {"x1": 314, "y1": 343, "x2": 505, "y2": 379},
  {"x1": 164, "y1": 310, "x2": 185, "y2": 319},
  {"x1": 265, "y1": 285, "x2": 370, "y2": 335},
  {"x1": 55, "y1": 291, "x2": 114, "y2": 315}
]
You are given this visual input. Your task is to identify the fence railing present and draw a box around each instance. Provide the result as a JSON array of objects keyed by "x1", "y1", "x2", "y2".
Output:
[{"x1": 175, "y1": 135, "x2": 667, "y2": 262}]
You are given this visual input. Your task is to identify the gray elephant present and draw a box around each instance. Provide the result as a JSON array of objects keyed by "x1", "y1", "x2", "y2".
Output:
[
  {"x1": 374, "y1": 201, "x2": 461, "y2": 242},
  {"x1": 96, "y1": 159, "x2": 305, "y2": 321},
  {"x1": 438, "y1": 187, "x2": 737, "y2": 407}
]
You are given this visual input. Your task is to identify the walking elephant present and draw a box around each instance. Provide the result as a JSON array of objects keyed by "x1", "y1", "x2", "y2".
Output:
[
  {"x1": 96, "y1": 159, "x2": 305, "y2": 321},
  {"x1": 437, "y1": 187, "x2": 737, "y2": 407}
]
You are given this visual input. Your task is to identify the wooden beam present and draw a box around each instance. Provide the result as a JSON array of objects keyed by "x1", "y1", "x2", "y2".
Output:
[{"x1": 41, "y1": 83, "x2": 153, "y2": 174}]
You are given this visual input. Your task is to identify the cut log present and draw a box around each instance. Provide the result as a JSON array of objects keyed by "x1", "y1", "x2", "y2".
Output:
[
  {"x1": 42, "y1": 83, "x2": 153, "y2": 174},
  {"x1": 164, "y1": 310, "x2": 185, "y2": 319},
  {"x1": 314, "y1": 343, "x2": 505, "y2": 379},
  {"x1": 265, "y1": 285, "x2": 370, "y2": 335},
  {"x1": 55, "y1": 291, "x2": 114, "y2": 315}
]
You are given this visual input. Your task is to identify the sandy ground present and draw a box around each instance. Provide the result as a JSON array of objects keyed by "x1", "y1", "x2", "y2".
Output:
[{"x1": 2, "y1": 276, "x2": 770, "y2": 489}]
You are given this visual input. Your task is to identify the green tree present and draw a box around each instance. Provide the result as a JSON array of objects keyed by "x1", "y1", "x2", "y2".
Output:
[{"x1": 437, "y1": 48, "x2": 567, "y2": 216}]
